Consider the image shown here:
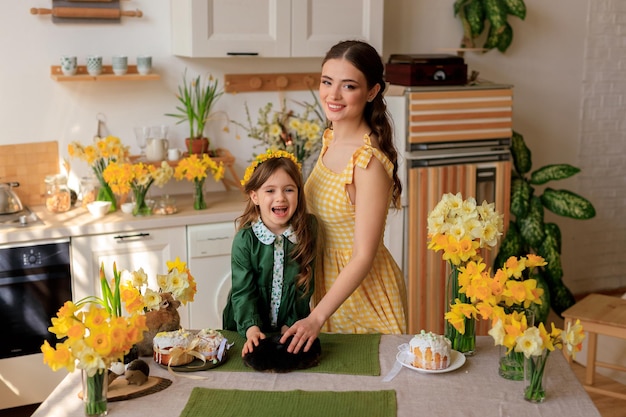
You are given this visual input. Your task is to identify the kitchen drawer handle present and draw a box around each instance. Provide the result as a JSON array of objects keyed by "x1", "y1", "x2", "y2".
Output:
[
  {"x1": 201, "y1": 236, "x2": 230, "y2": 241},
  {"x1": 114, "y1": 232, "x2": 150, "y2": 242},
  {"x1": 226, "y1": 52, "x2": 259, "y2": 56}
]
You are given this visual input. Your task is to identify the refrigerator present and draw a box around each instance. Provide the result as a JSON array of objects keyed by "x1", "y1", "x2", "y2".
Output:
[{"x1": 386, "y1": 83, "x2": 513, "y2": 335}]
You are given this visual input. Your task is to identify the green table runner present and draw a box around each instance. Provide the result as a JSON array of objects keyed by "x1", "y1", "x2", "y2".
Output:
[
  {"x1": 217, "y1": 330, "x2": 381, "y2": 376},
  {"x1": 179, "y1": 387, "x2": 397, "y2": 417}
]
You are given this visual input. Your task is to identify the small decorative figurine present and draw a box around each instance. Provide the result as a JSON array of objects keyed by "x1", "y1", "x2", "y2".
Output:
[{"x1": 125, "y1": 359, "x2": 150, "y2": 386}]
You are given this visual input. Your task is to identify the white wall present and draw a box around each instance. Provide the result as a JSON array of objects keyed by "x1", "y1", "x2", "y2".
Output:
[{"x1": 2, "y1": 1, "x2": 624, "y2": 295}]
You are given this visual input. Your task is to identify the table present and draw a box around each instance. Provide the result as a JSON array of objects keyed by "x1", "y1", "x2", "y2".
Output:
[
  {"x1": 32, "y1": 336, "x2": 601, "y2": 417},
  {"x1": 562, "y1": 293, "x2": 626, "y2": 400}
]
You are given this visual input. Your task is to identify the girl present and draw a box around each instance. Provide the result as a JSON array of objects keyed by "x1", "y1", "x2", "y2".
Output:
[
  {"x1": 282, "y1": 40, "x2": 407, "y2": 353},
  {"x1": 222, "y1": 150, "x2": 318, "y2": 355}
]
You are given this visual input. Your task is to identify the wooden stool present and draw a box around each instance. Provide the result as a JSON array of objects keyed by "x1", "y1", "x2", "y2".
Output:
[{"x1": 562, "y1": 293, "x2": 626, "y2": 400}]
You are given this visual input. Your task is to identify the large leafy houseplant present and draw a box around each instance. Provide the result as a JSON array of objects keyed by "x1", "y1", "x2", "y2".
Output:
[
  {"x1": 454, "y1": 0, "x2": 527, "y2": 53},
  {"x1": 166, "y1": 69, "x2": 223, "y2": 154},
  {"x1": 494, "y1": 132, "x2": 596, "y2": 323}
]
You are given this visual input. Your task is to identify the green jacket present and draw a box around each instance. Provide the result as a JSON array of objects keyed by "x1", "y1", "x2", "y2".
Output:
[{"x1": 222, "y1": 215, "x2": 316, "y2": 337}]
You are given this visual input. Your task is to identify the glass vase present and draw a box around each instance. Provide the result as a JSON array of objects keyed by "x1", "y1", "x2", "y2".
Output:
[
  {"x1": 81, "y1": 369, "x2": 108, "y2": 416},
  {"x1": 132, "y1": 188, "x2": 152, "y2": 216},
  {"x1": 524, "y1": 349, "x2": 550, "y2": 403},
  {"x1": 499, "y1": 309, "x2": 535, "y2": 380},
  {"x1": 445, "y1": 263, "x2": 476, "y2": 355},
  {"x1": 95, "y1": 174, "x2": 117, "y2": 212},
  {"x1": 193, "y1": 178, "x2": 207, "y2": 210}
]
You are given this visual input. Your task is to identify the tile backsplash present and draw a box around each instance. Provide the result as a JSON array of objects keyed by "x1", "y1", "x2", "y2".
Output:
[{"x1": 0, "y1": 141, "x2": 60, "y2": 207}]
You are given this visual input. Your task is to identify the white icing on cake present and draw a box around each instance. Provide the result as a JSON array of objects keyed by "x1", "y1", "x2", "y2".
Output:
[
  {"x1": 152, "y1": 329, "x2": 195, "y2": 366},
  {"x1": 409, "y1": 330, "x2": 451, "y2": 370},
  {"x1": 194, "y1": 328, "x2": 225, "y2": 360}
]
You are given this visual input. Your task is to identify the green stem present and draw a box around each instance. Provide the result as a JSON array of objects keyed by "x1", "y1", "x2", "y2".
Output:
[
  {"x1": 445, "y1": 263, "x2": 476, "y2": 354},
  {"x1": 94, "y1": 170, "x2": 117, "y2": 212},
  {"x1": 83, "y1": 369, "x2": 107, "y2": 416},
  {"x1": 193, "y1": 178, "x2": 207, "y2": 210}
]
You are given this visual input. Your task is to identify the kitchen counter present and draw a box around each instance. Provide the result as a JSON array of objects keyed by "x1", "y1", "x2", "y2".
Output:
[{"x1": 0, "y1": 190, "x2": 247, "y2": 245}]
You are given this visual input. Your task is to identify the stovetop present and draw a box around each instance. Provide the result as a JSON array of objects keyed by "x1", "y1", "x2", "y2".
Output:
[{"x1": 0, "y1": 206, "x2": 44, "y2": 229}]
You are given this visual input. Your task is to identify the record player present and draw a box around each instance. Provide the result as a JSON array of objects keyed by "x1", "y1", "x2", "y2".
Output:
[{"x1": 385, "y1": 54, "x2": 468, "y2": 86}]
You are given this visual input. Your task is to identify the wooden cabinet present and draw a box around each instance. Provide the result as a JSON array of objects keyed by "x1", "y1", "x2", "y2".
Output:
[
  {"x1": 70, "y1": 226, "x2": 190, "y2": 328},
  {"x1": 171, "y1": 0, "x2": 383, "y2": 58}
]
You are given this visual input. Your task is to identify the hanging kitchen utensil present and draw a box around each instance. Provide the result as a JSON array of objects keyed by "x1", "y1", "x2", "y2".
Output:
[{"x1": 30, "y1": 0, "x2": 142, "y2": 23}]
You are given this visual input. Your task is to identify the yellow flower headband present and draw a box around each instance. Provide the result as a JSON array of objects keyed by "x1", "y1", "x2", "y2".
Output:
[{"x1": 241, "y1": 149, "x2": 300, "y2": 186}]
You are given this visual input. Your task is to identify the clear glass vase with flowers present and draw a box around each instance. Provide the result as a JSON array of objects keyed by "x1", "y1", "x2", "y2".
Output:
[
  {"x1": 102, "y1": 160, "x2": 173, "y2": 216},
  {"x1": 41, "y1": 263, "x2": 148, "y2": 416},
  {"x1": 489, "y1": 315, "x2": 585, "y2": 403},
  {"x1": 427, "y1": 192, "x2": 504, "y2": 354},
  {"x1": 174, "y1": 154, "x2": 225, "y2": 210},
  {"x1": 68, "y1": 135, "x2": 130, "y2": 212}
]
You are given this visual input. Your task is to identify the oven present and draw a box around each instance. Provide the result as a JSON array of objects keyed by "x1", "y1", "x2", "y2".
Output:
[
  {"x1": 0, "y1": 238, "x2": 71, "y2": 409},
  {"x1": 0, "y1": 239, "x2": 71, "y2": 359}
]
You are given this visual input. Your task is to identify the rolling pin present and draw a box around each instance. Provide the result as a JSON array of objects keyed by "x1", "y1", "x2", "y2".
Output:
[{"x1": 30, "y1": 7, "x2": 143, "y2": 18}]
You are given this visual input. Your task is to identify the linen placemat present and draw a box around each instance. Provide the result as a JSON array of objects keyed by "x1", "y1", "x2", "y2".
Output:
[
  {"x1": 218, "y1": 330, "x2": 381, "y2": 375},
  {"x1": 179, "y1": 387, "x2": 396, "y2": 417}
]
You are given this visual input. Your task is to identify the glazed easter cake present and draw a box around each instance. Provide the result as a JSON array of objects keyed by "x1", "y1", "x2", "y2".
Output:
[
  {"x1": 410, "y1": 331, "x2": 452, "y2": 370},
  {"x1": 194, "y1": 328, "x2": 227, "y2": 362},
  {"x1": 152, "y1": 329, "x2": 196, "y2": 366}
]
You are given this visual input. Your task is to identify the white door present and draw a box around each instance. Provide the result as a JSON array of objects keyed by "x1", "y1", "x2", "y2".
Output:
[
  {"x1": 71, "y1": 226, "x2": 189, "y2": 328},
  {"x1": 172, "y1": 0, "x2": 291, "y2": 57},
  {"x1": 291, "y1": 0, "x2": 384, "y2": 56}
]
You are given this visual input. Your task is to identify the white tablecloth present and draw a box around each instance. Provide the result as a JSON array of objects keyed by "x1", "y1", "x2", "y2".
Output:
[{"x1": 31, "y1": 336, "x2": 601, "y2": 417}]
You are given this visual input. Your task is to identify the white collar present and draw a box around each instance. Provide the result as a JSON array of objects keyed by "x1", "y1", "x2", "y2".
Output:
[{"x1": 252, "y1": 219, "x2": 297, "y2": 245}]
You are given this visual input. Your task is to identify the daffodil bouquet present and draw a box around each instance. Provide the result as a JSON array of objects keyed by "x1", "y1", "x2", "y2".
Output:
[
  {"x1": 103, "y1": 160, "x2": 173, "y2": 216},
  {"x1": 427, "y1": 192, "x2": 504, "y2": 354},
  {"x1": 489, "y1": 317, "x2": 585, "y2": 402},
  {"x1": 234, "y1": 94, "x2": 325, "y2": 163},
  {"x1": 174, "y1": 154, "x2": 224, "y2": 210},
  {"x1": 42, "y1": 263, "x2": 148, "y2": 416},
  {"x1": 68, "y1": 135, "x2": 130, "y2": 212}
]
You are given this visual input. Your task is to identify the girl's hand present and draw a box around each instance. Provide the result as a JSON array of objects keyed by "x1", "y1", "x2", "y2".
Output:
[
  {"x1": 242, "y1": 326, "x2": 265, "y2": 356},
  {"x1": 280, "y1": 316, "x2": 322, "y2": 354}
]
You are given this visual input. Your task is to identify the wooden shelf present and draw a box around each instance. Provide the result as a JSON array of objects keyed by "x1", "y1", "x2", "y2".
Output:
[
  {"x1": 129, "y1": 148, "x2": 243, "y2": 192},
  {"x1": 50, "y1": 65, "x2": 160, "y2": 82}
]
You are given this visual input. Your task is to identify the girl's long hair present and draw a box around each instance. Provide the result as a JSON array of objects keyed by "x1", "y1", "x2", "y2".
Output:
[
  {"x1": 322, "y1": 40, "x2": 402, "y2": 208},
  {"x1": 236, "y1": 157, "x2": 316, "y2": 294}
]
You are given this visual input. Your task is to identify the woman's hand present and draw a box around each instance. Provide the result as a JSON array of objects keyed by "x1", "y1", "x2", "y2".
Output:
[
  {"x1": 280, "y1": 315, "x2": 323, "y2": 354},
  {"x1": 242, "y1": 326, "x2": 265, "y2": 356}
]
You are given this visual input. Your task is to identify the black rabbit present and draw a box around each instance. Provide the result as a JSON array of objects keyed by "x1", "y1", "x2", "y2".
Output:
[{"x1": 243, "y1": 334, "x2": 321, "y2": 373}]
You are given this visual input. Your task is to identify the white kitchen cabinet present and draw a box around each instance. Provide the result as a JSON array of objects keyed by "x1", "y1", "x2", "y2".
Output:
[
  {"x1": 171, "y1": 0, "x2": 383, "y2": 58},
  {"x1": 70, "y1": 226, "x2": 190, "y2": 328},
  {"x1": 186, "y1": 222, "x2": 235, "y2": 330}
]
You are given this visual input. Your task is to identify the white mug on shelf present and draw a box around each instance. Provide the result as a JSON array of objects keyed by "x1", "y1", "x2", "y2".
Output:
[
  {"x1": 167, "y1": 148, "x2": 182, "y2": 161},
  {"x1": 60, "y1": 55, "x2": 77, "y2": 76},
  {"x1": 145, "y1": 137, "x2": 169, "y2": 162}
]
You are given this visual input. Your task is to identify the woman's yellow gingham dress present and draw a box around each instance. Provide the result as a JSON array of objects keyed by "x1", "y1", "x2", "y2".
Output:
[{"x1": 304, "y1": 129, "x2": 407, "y2": 334}]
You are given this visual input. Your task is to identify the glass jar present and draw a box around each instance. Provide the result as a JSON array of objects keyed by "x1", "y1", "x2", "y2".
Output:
[
  {"x1": 80, "y1": 176, "x2": 100, "y2": 208},
  {"x1": 154, "y1": 194, "x2": 177, "y2": 215},
  {"x1": 44, "y1": 174, "x2": 72, "y2": 213}
]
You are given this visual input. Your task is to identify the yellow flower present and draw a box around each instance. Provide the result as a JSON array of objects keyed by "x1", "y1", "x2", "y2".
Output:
[
  {"x1": 240, "y1": 148, "x2": 300, "y2": 186},
  {"x1": 174, "y1": 154, "x2": 224, "y2": 183},
  {"x1": 233, "y1": 97, "x2": 325, "y2": 163}
]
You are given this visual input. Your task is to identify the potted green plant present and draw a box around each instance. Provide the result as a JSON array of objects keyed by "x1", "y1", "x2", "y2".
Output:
[
  {"x1": 493, "y1": 131, "x2": 596, "y2": 323},
  {"x1": 166, "y1": 69, "x2": 223, "y2": 155}
]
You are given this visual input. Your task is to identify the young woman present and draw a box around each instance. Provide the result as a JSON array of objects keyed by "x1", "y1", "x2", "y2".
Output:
[
  {"x1": 281, "y1": 40, "x2": 408, "y2": 353},
  {"x1": 222, "y1": 150, "x2": 318, "y2": 355}
]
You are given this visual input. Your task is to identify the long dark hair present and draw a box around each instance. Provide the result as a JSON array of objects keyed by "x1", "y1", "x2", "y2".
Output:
[
  {"x1": 322, "y1": 40, "x2": 402, "y2": 208},
  {"x1": 236, "y1": 157, "x2": 316, "y2": 293}
]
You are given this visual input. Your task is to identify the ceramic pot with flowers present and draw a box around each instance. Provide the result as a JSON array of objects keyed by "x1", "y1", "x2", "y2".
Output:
[{"x1": 166, "y1": 69, "x2": 223, "y2": 155}]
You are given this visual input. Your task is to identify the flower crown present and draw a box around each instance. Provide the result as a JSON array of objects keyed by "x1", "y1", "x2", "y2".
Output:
[{"x1": 241, "y1": 149, "x2": 301, "y2": 186}]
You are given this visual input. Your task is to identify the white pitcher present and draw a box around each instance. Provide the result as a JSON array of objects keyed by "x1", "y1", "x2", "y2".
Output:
[{"x1": 145, "y1": 138, "x2": 169, "y2": 161}]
